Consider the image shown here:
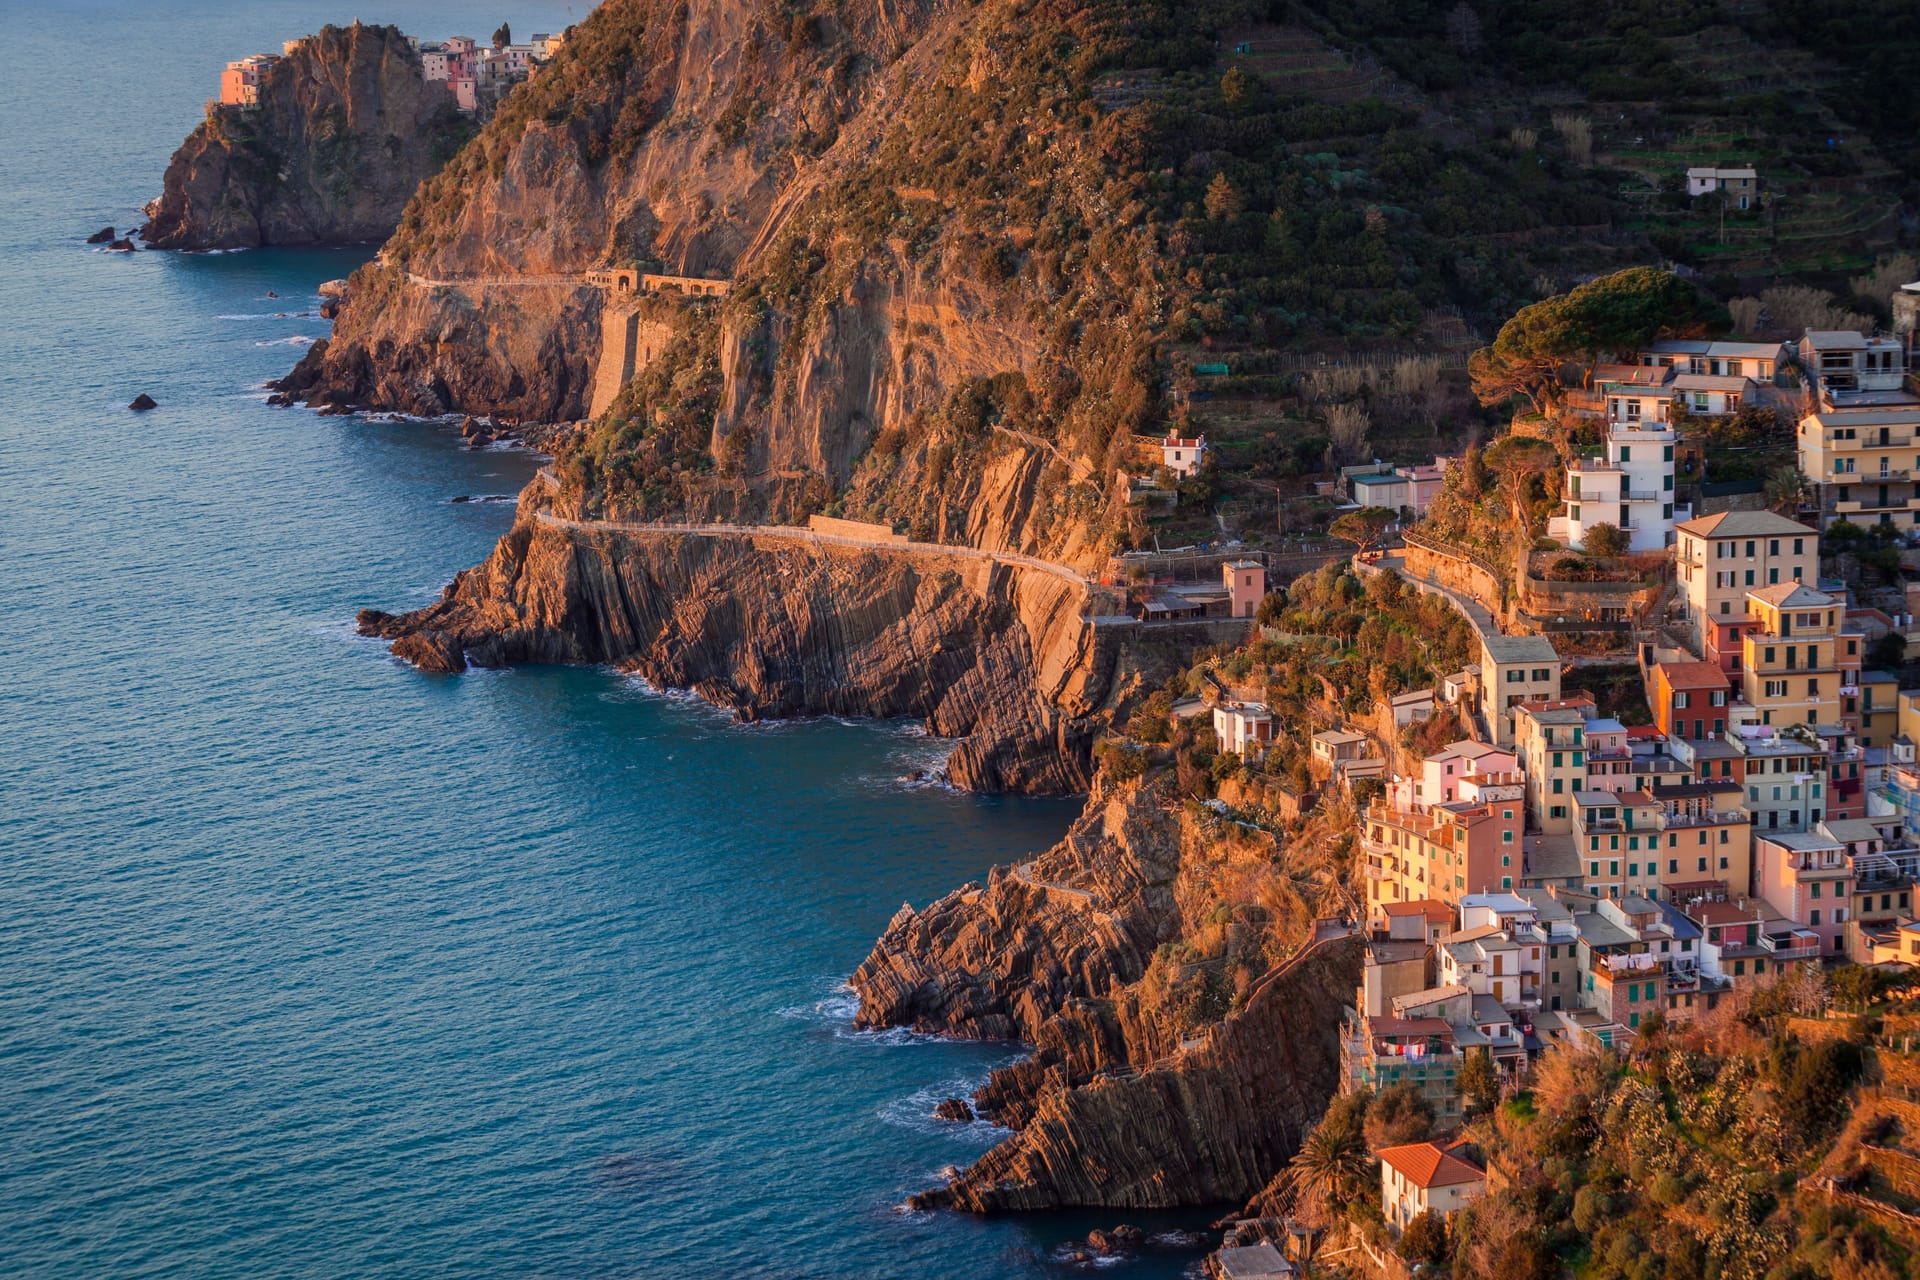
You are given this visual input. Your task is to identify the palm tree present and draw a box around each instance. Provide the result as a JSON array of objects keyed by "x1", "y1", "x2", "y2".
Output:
[
  {"x1": 1286, "y1": 1113, "x2": 1374, "y2": 1212},
  {"x1": 1764, "y1": 465, "x2": 1811, "y2": 518}
]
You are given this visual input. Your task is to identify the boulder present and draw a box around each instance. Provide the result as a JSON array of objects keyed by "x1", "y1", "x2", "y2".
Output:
[
  {"x1": 391, "y1": 630, "x2": 467, "y2": 673},
  {"x1": 128, "y1": 393, "x2": 158, "y2": 411},
  {"x1": 107, "y1": 238, "x2": 137, "y2": 252},
  {"x1": 933, "y1": 1098, "x2": 974, "y2": 1123},
  {"x1": 86, "y1": 226, "x2": 115, "y2": 244}
]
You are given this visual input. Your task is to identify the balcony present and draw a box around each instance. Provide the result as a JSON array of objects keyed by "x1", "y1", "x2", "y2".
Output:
[
  {"x1": 1663, "y1": 809, "x2": 1747, "y2": 829},
  {"x1": 1759, "y1": 932, "x2": 1822, "y2": 960},
  {"x1": 1622, "y1": 489, "x2": 1668, "y2": 504}
]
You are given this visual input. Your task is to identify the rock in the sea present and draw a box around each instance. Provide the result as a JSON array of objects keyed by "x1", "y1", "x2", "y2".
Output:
[
  {"x1": 107, "y1": 238, "x2": 137, "y2": 252},
  {"x1": 934, "y1": 1098, "x2": 975, "y2": 1123},
  {"x1": 86, "y1": 226, "x2": 115, "y2": 244},
  {"x1": 128, "y1": 393, "x2": 157, "y2": 411},
  {"x1": 390, "y1": 629, "x2": 467, "y2": 673}
]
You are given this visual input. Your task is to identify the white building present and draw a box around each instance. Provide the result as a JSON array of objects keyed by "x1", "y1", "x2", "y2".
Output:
[
  {"x1": 1639, "y1": 338, "x2": 1785, "y2": 383},
  {"x1": 1161, "y1": 433, "x2": 1207, "y2": 477},
  {"x1": 1213, "y1": 702, "x2": 1274, "y2": 755},
  {"x1": 1799, "y1": 330, "x2": 1908, "y2": 396},
  {"x1": 1686, "y1": 167, "x2": 1758, "y2": 208},
  {"x1": 1550, "y1": 420, "x2": 1683, "y2": 553}
]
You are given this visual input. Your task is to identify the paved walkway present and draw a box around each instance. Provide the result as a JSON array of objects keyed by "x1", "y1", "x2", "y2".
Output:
[
  {"x1": 405, "y1": 272, "x2": 584, "y2": 290},
  {"x1": 525, "y1": 472, "x2": 1095, "y2": 592},
  {"x1": 1359, "y1": 552, "x2": 1498, "y2": 643}
]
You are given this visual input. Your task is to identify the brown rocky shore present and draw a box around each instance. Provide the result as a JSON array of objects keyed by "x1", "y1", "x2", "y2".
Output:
[
  {"x1": 854, "y1": 776, "x2": 1361, "y2": 1210},
  {"x1": 356, "y1": 473, "x2": 1140, "y2": 793}
]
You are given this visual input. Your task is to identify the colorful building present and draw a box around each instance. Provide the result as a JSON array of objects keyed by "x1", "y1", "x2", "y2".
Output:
[{"x1": 1673, "y1": 511, "x2": 1820, "y2": 672}]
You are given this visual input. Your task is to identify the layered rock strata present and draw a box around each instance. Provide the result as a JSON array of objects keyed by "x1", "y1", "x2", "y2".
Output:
[
  {"x1": 854, "y1": 778, "x2": 1361, "y2": 1209},
  {"x1": 358, "y1": 476, "x2": 1134, "y2": 793}
]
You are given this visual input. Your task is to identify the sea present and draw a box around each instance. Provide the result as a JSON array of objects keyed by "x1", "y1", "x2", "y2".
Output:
[{"x1": 0, "y1": 2, "x2": 1214, "y2": 1277}]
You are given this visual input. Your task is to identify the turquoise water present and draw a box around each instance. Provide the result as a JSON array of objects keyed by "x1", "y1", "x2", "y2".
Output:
[{"x1": 0, "y1": 3, "x2": 1212, "y2": 1276}]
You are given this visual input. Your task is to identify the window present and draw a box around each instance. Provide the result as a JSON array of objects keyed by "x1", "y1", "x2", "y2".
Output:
[
  {"x1": 1673, "y1": 693, "x2": 1688, "y2": 710},
  {"x1": 1811, "y1": 909, "x2": 1822, "y2": 926}
]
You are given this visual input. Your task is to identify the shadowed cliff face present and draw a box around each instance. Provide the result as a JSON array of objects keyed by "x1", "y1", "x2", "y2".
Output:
[
  {"x1": 853, "y1": 777, "x2": 1361, "y2": 1209},
  {"x1": 358, "y1": 477, "x2": 1141, "y2": 793},
  {"x1": 142, "y1": 23, "x2": 471, "y2": 251}
]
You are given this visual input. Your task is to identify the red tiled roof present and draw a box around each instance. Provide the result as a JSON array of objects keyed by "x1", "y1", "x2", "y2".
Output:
[
  {"x1": 1653, "y1": 661, "x2": 1729, "y2": 690},
  {"x1": 1377, "y1": 1141, "x2": 1485, "y2": 1189}
]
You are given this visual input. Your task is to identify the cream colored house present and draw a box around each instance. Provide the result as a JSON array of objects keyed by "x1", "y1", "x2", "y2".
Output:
[{"x1": 1378, "y1": 1141, "x2": 1487, "y2": 1231}]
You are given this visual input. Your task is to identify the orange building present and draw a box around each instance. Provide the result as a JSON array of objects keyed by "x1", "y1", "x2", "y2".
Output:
[{"x1": 1649, "y1": 660, "x2": 1732, "y2": 741}]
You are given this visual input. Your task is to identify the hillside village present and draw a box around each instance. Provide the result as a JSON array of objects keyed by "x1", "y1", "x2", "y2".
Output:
[{"x1": 1093, "y1": 265, "x2": 1920, "y2": 1280}]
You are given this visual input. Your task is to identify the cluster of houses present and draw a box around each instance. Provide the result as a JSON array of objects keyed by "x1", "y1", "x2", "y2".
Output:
[
  {"x1": 1536, "y1": 320, "x2": 1920, "y2": 554},
  {"x1": 219, "y1": 29, "x2": 565, "y2": 112},
  {"x1": 1192, "y1": 494, "x2": 1920, "y2": 1245}
]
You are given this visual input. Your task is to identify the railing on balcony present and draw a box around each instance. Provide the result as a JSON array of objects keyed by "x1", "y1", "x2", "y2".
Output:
[{"x1": 1759, "y1": 933, "x2": 1821, "y2": 959}]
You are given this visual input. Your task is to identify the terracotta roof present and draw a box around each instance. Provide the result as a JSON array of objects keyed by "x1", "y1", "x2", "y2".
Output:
[
  {"x1": 1654, "y1": 661, "x2": 1729, "y2": 690},
  {"x1": 1377, "y1": 1141, "x2": 1486, "y2": 1189}
]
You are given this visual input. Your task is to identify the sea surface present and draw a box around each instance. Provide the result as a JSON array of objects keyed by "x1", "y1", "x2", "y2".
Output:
[{"x1": 0, "y1": 3, "x2": 1209, "y2": 1277}]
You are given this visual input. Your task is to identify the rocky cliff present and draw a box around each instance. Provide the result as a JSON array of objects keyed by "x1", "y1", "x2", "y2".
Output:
[
  {"x1": 271, "y1": 0, "x2": 1181, "y2": 566},
  {"x1": 358, "y1": 473, "x2": 1167, "y2": 792},
  {"x1": 853, "y1": 774, "x2": 1361, "y2": 1208},
  {"x1": 142, "y1": 23, "x2": 472, "y2": 251}
]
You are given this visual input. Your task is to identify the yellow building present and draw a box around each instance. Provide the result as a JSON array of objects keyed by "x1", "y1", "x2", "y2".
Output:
[
  {"x1": 1738, "y1": 583, "x2": 1860, "y2": 728},
  {"x1": 1858, "y1": 670, "x2": 1901, "y2": 747},
  {"x1": 1796, "y1": 406, "x2": 1920, "y2": 530},
  {"x1": 1673, "y1": 511, "x2": 1820, "y2": 671},
  {"x1": 1511, "y1": 696, "x2": 1595, "y2": 834},
  {"x1": 1573, "y1": 783, "x2": 1750, "y2": 901}
]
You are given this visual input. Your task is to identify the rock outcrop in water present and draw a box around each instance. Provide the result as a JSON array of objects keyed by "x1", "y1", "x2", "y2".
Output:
[
  {"x1": 142, "y1": 23, "x2": 471, "y2": 251},
  {"x1": 853, "y1": 776, "x2": 1361, "y2": 1209},
  {"x1": 356, "y1": 474, "x2": 1167, "y2": 793}
]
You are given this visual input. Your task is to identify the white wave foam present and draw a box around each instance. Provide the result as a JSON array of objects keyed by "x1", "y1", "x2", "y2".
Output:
[
  {"x1": 773, "y1": 980, "x2": 859, "y2": 1024},
  {"x1": 253, "y1": 336, "x2": 318, "y2": 347}
]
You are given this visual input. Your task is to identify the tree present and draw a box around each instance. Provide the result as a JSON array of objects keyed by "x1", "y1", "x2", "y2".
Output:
[
  {"x1": 1484, "y1": 434, "x2": 1560, "y2": 579},
  {"x1": 1398, "y1": 1210, "x2": 1449, "y2": 1264},
  {"x1": 1220, "y1": 66, "x2": 1258, "y2": 111},
  {"x1": 1365, "y1": 1082, "x2": 1434, "y2": 1148},
  {"x1": 492, "y1": 22, "x2": 511, "y2": 47},
  {"x1": 1763, "y1": 465, "x2": 1810, "y2": 517},
  {"x1": 1584, "y1": 523, "x2": 1630, "y2": 558},
  {"x1": 1287, "y1": 1104, "x2": 1375, "y2": 1217},
  {"x1": 1457, "y1": 1048, "x2": 1499, "y2": 1116},
  {"x1": 1329, "y1": 507, "x2": 1399, "y2": 558},
  {"x1": 1204, "y1": 172, "x2": 1245, "y2": 221},
  {"x1": 1470, "y1": 267, "x2": 1717, "y2": 415}
]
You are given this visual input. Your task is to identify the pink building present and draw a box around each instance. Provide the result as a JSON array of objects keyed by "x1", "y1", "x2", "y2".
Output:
[
  {"x1": 451, "y1": 76, "x2": 478, "y2": 111},
  {"x1": 219, "y1": 54, "x2": 278, "y2": 106},
  {"x1": 1397, "y1": 741, "x2": 1519, "y2": 809},
  {"x1": 1753, "y1": 831, "x2": 1853, "y2": 957},
  {"x1": 1223, "y1": 559, "x2": 1264, "y2": 618},
  {"x1": 421, "y1": 49, "x2": 452, "y2": 80}
]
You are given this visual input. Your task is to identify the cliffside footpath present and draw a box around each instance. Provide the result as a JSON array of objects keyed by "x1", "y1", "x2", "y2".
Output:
[{"x1": 142, "y1": 23, "x2": 472, "y2": 251}]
